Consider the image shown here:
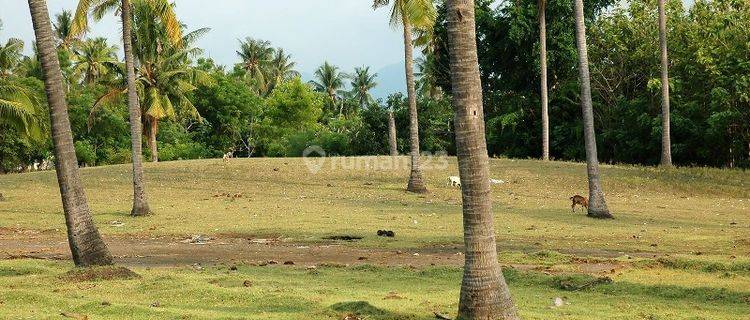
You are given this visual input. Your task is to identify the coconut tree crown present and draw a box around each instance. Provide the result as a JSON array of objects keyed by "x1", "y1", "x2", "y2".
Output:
[
  {"x1": 69, "y1": 0, "x2": 182, "y2": 46},
  {"x1": 373, "y1": 0, "x2": 436, "y2": 28}
]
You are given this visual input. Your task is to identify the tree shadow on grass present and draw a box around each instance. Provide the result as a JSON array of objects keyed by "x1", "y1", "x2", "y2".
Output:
[
  {"x1": 330, "y1": 301, "x2": 432, "y2": 320},
  {"x1": 509, "y1": 270, "x2": 750, "y2": 306}
]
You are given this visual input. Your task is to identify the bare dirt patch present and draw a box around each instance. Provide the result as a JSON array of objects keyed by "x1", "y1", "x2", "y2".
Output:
[
  {"x1": 60, "y1": 266, "x2": 140, "y2": 282},
  {"x1": 0, "y1": 228, "x2": 634, "y2": 275}
]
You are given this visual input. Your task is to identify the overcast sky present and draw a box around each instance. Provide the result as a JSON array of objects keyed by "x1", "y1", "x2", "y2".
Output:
[{"x1": 0, "y1": 0, "x2": 409, "y2": 96}]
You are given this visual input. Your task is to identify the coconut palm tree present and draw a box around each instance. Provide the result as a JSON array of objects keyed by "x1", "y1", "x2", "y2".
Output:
[
  {"x1": 445, "y1": 1, "x2": 520, "y2": 318},
  {"x1": 658, "y1": 0, "x2": 672, "y2": 167},
  {"x1": 351, "y1": 66, "x2": 378, "y2": 109},
  {"x1": 70, "y1": 0, "x2": 181, "y2": 216},
  {"x1": 0, "y1": 78, "x2": 44, "y2": 139},
  {"x1": 27, "y1": 0, "x2": 113, "y2": 266},
  {"x1": 573, "y1": 0, "x2": 613, "y2": 219},
  {"x1": 0, "y1": 37, "x2": 24, "y2": 77},
  {"x1": 387, "y1": 93, "x2": 403, "y2": 157},
  {"x1": 388, "y1": 109, "x2": 398, "y2": 156},
  {"x1": 373, "y1": 0, "x2": 435, "y2": 193},
  {"x1": 236, "y1": 37, "x2": 274, "y2": 95},
  {"x1": 53, "y1": 10, "x2": 74, "y2": 45},
  {"x1": 90, "y1": 23, "x2": 211, "y2": 164},
  {"x1": 71, "y1": 37, "x2": 118, "y2": 84},
  {"x1": 311, "y1": 61, "x2": 347, "y2": 116},
  {"x1": 415, "y1": 54, "x2": 442, "y2": 100},
  {"x1": 267, "y1": 48, "x2": 299, "y2": 93},
  {"x1": 539, "y1": 0, "x2": 550, "y2": 161}
]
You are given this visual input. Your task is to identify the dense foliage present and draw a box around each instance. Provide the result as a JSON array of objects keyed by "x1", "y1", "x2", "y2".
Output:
[
  {"x1": 430, "y1": 0, "x2": 749, "y2": 167},
  {"x1": 1, "y1": 0, "x2": 748, "y2": 172}
]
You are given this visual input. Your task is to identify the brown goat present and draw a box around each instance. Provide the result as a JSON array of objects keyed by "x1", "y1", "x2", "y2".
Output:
[{"x1": 570, "y1": 195, "x2": 588, "y2": 212}]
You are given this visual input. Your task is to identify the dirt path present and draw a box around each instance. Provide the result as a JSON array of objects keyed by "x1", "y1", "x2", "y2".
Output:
[{"x1": 0, "y1": 227, "x2": 630, "y2": 274}]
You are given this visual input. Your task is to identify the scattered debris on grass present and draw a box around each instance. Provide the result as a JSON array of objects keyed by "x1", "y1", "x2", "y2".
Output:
[
  {"x1": 249, "y1": 238, "x2": 280, "y2": 244},
  {"x1": 150, "y1": 301, "x2": 160, "y2": 308},
  {"x1": 383, "y1": 291, "x2": 405, "y2": 300},
  {"x1": 181, "y1": 235, "x2": 210, "y2": 245},
  {"x1": 60, "y1": 312, "x2": 88, "y2": 320},
  {"x1": 554, "y1": 275, "x2": 613, "y2": 291},
  {"x1": 243, "y1": 280, "x2": 253, "y2": 287},
  {"x1": 341, "y1": 314, "x2": 360, "y2": 320},
  {"x1": 60, "y1": 266, "x2": 139, "y2": 282},
  {"x1": 552, "y1": 297, "x2": 567, "y2": 307},
  {"x1": 109, "y1": 221, "x2": 125, "y2": 228},
  {"x1": 434, "y1": 312, "x2": 452, "y2": 320},
  {"x1": 323, "y1": 235, "x2": 363, "y2": 241}
]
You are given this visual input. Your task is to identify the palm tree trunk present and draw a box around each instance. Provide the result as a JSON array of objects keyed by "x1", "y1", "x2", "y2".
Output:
[
  {"x1": 658, "y1": 0, "x2": 672, "y2": 167},
  {"x1": 149, "y1": 118, "x2": 159, "y2": 162},
  {"x1": 573, "y1": 0, "x2": 613, "y2": 219},
  {"x1": 27, "y1": 0, "x2": 113, "y2": 267},
  {"x1": 122, "y1": 0, "x2": 151, "y2": 216},
  {"x1": 446, "y1": 1, "x2": 520, "y2": 319},
  {"x1": 539, "y1": 0, "x2": 550, "y2": 161},
  {"x1": 388, "y1": 110, "x2": 398, "y2": 156},
  {"x1": 403, "y1": 18, "x2": 427, "y2": 193}
]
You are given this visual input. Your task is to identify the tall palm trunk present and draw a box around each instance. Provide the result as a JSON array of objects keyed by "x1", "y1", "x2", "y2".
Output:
[
  {"x1": 539, "y1": 0, "x2": 550, "y2": 161},
  {"x1": 446, "y1": 1, "x2": 519, "y2": 319},
  {"x1": 27, "y1": 0, "x2": 113, "y2": 267},
  {"x1": 658, "y1": 0, "x2": 672, "y2": 167},
  {"x1": 148, "y1": 118, "x2": 158, "y2": 162},
  {"x1": 573, "y1": 0, "x2": 613, "y2": 219},
  {"x1": 388, "y1": 110, "x2": 398, "y2": 156},
  {"x1": 403, "y1": 18, "x2": 427, "y2": 193},
  {"x1": 122, "y1": 0, "x2": 151, "y2": 216}
]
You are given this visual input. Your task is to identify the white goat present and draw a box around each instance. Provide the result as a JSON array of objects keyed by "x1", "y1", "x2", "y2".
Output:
[
  {"x1": 222, "y1": 151, "x2": 233, "y2": 162},
  {"x1": 447, "y1": 176, "x2": 461, "y2": 188}
]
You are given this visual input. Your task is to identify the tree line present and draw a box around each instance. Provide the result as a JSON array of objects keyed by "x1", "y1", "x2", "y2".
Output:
[
  {"x1": 428, "y1": 0, "x2": 749, "y2": 168},
  {"x1": 4, "y1": 0, "x2": 750, "y2": 176}
]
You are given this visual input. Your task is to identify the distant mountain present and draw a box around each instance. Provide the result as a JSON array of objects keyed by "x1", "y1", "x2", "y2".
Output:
[{"x1": 372, "y1": 62, "x2": 406, "y2": 100}]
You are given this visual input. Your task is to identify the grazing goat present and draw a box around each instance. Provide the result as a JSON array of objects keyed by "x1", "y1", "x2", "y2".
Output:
[
  {"x1": 222, "y1": 151, "x2": 233, "y2": 162},
  {"x1": 447, "y1": 176, "x2": 461, "y2": 188},
  {"x1": 570, "y1": 195, "x2": 588, "y2": 212}
]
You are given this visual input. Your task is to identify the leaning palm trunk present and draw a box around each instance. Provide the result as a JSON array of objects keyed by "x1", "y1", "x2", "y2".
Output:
[
  {"x1": 122, "y1": 0, "x2": 151, "y2": 216},
  {"x1": 446, "y1": 1, "x2": 520, "y2": 319},
  {"x1": 573, "y1": 0, "x2": 613, "y2": 219},
  {"x1": 27, "y1": 0, "x2": 113, "y2": 267},
  {"x1": 388, "y1": 110, "x2": 398, "y2": 156},
  {"x1": 539, "y1": 0, "x2": 550, "y2": 161},
  {"x1": 658, "y1": 0, "x2": 672, "y2": 167},
  {"x1": 403, "y1": 18, "x2": 427, "y2": 193}
]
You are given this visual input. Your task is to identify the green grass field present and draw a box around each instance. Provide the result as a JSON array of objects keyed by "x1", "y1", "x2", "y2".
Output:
[{"x1": 0, "y1": 157, "x2": 748, "y2": 319}]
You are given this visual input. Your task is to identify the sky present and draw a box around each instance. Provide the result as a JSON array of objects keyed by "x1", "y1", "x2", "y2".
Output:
[{"x1": 0, "y1": 0, "x2": 410, "y2": 98}]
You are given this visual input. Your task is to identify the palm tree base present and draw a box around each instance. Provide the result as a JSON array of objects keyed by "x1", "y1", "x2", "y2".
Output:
[
  {"x1": 406, "y1": 173, "x2": 428, "y2": 194},
  {"x1": 131, "y1": 202, "x2": 151, "y2": 217},
  {"x1": 587, "y1": 209, "x2": 614, "y2": 219},
  {"x1": 71, "y1": 241, "x2": 114, "y2": 267}
]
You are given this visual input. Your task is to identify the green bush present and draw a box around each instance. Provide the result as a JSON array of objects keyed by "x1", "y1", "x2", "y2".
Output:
[{"x1": 74, "y1": 140, "x2": 97, "y2": 167}]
